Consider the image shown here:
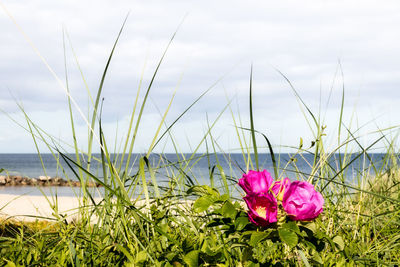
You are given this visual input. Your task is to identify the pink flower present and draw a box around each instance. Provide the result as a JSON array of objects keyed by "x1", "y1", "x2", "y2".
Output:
[
  {"x1": 271, "y1": 177, "x2": 291, "y2": 201},
  {"x1": 238, "y1": 170, "x2": 274, "y2": 194},
  {"x1": 244, "y1": 192, "x2": 278, "y2": 226},
  {"x1": 282, "y1": 181, "x2": 324, "y2": 221}
]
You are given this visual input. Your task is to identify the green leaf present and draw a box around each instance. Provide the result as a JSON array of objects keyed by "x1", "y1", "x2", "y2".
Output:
[
  {"x1": 278, "y1": 228, "x2": 298, "y2": 249},
  {"x1": 221, "y1": 201, "x2": 237, "y2": 219},
  {"x1": 116, "y1": 244, "x2": 135, "y2": 263},
  {"x1": 282, "y1": 221, "x2": 300, "y2": 234},
  {"x1": 4, "y1": 260, "x2": 16, "y2": 267},
  {"x1": 302, "y1": 240, "x2": 316, "y2": 251},
  {"x1": 201, "y1": 238, "x2": 223, "y2": 256},
  {"x1": 301, "y1": 221, "x2": 316, "y2": 233},
  {"x1": 183, "y1": 250, "x2": 199, "y2": 267},
  {"x1": 333, "y1": 235, "x2": 345, "y2": 251},
  {"x1": 297, "y1": 249, "x2": 311, "y2": 267},
  {"x1": 219, "y1": 194, "x2": 229, "y2": 202},
  {"x1": 193, "y1": 195, "x2": 217, "y2": 213},
  {"x1": 135, "y1": 250, "x2": 147, "y2": 264},
  {"x1": 312, "y1": 251, "x2": 323, "y2": 264},
  {"x1": 165, "y1": 251, "x2": 178, "y2": 261},
  {"x1": 187, "y1": 185, "x2": 219, "y2": 197},
  {"x1": 235, "y1": 216, "x2": 249, "y2": 231},
  {"x1": 26, "y1": 252, "x2": 32, "y2": 264},
  {"x1": 249, "y1": 231, "x2": 269, "y2": 247},
  {"x1": 187, "y1": 185, "x2": 209, "y2": 196}
]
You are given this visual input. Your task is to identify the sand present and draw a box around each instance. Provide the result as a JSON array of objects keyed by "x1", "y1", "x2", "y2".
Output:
[
  {"x1": 0, "y1": 194, "x2": 102, "y2": 222},
  {"x1": 0, "y1": 194, "x2": 233, "y2": 222}
]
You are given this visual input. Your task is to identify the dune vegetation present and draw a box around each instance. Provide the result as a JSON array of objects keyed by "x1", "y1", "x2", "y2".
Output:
[{"x1": 1, "y1": 22, "x2": 400, "y2": 266}]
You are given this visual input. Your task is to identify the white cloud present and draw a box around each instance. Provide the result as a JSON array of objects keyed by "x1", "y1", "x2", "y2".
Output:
[{"x1": 1, "y1": 0, "x2": 400, "y2": 153}]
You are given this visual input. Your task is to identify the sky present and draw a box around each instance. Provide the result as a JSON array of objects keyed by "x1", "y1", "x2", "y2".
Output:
[{"x1": 1, "y1": 0, "x2": 400, "y2": 154}]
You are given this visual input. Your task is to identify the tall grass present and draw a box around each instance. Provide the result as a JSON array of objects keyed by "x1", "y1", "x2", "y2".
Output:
[{"x1": 1, "y1": 21, "x2": 400, "y2": 266}]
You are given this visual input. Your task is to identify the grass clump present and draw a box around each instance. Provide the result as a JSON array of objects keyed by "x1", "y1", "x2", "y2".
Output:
[{"x1": 1, "y1": 21, "x2": 400, "y2": 266}]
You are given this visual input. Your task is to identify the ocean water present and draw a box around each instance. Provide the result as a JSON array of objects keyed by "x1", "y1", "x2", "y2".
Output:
[{"x1": 0, "y1": 153, "x2": 389, "y2": 196}]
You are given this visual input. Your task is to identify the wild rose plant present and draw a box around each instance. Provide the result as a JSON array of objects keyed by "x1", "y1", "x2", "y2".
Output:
[
  {"x1": 239, "y1": 169, "x2": 324, "y2": 226},
  {"x1": 243, "y1": 192, "x2": 278, "y2": 226},
  {"x1": 238, "y1": 169, "x2": 274, "y2": 194},
  {"x1": 283, "y1": 181, "x2": 324, "y2": 221}
]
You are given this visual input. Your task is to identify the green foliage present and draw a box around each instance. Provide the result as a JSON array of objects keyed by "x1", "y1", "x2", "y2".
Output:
[
  {"x1": 187, "y1": 190, "x2": 351, "y2": 265},
  {"x1": 278, "y1": 228, "x2": 298, "y2": 249}
]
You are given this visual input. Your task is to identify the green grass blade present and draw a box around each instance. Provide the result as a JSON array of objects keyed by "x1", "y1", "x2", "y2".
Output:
[
  {"x1": 63, "y1": 28, "x2": 83, "y2": 181},
  {"x1": 143, "y1": 156, "x2": 160, "y2": 198},
  {"x1": 249, "y1": 65, "x2": 259, "y2": 171},
  {"x1": 124, "y1": 24, "x2": 180, "y2": 176},
  {"x1": 87, "y1": 14, "x2": 129, "y2": 172}
]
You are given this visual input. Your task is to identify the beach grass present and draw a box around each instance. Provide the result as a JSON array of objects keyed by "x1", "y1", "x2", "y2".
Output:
[{"x1": 1, "y1": 22, "x2": 400, "y2": 266}]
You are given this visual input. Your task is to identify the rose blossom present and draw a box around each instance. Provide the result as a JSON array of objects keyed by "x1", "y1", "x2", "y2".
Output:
[
  {"x1": 238, "y1": 170, "x2": 274, "y2": 194},
  {"x1": 271, "y1": 177, "x2": 291, "y2": 201},
  {"x1": 282, "y1": 181, "x2": 324, "y2": 221},
  {"x1": 243, "y1": 192, "x2": 278, "y2": 226}
]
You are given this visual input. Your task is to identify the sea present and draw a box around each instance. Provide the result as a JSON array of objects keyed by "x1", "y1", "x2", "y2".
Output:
[{"x1": 0, "y1": 153, "x2": 390, "y2": 196}]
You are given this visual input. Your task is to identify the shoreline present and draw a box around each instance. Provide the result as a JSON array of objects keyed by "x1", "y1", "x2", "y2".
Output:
[
  {"x1": 0, "y1": 194, "x2": 102, "y2": 222},
  {"x1": 0, "y1": 175, "x2": 101, "y2": 187},
  {"x1": 0, "y1": 194, "x2": 196, "y2": 222}
]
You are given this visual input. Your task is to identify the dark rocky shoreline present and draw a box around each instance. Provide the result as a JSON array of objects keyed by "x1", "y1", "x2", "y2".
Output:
[{"x1": 0, "y1": 175, "x2": 101, "y2": 187}]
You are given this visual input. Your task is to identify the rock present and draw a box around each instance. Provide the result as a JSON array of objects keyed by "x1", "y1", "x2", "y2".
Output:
[
  {"x1": 0, "y1": 175, "x2": 101, "y2": 187},
  {"x1": 39, "y1": 176, "x2": 51, "y2": 181},
  {"x1": 51, "y1": 177, "x2": 62, "y2": 186},
  {"x1": 0, "y1": 176, "x2": 6, "y2": 185}
]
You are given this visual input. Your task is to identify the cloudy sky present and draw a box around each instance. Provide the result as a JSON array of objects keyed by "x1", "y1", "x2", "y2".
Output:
[{"x1": 1, "y1": 0, "x2": 400, "y2": 154}]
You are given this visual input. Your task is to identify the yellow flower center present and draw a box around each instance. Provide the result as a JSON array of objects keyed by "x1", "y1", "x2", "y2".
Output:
[
  {"x1": 255, "y1": 206, "x2": 267, "y2": 218},
  {"x1": 277, "y1": 190, "x2": 284, "y2": 202}
]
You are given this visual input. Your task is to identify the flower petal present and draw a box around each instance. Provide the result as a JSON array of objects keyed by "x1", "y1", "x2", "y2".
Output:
[
  {"x1": 282, "y1": 181, "x2": 324, "y2": 221},
  {"x1": 244, "y1": 192, "x2": 278, "y2": 226}
]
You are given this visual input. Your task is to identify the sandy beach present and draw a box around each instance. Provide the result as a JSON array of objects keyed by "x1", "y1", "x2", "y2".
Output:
[
  {"x1": 0, "y1": 194, "x2": 102, "y2": 222},
  {"x1": 0, "y1": 194, "x2": 196, "y2": 222}
]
